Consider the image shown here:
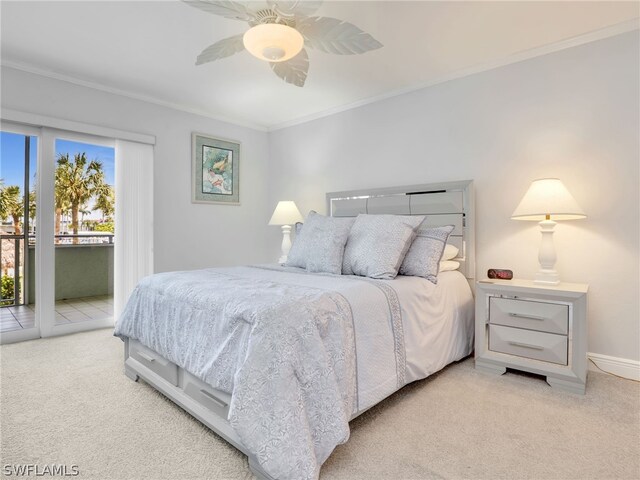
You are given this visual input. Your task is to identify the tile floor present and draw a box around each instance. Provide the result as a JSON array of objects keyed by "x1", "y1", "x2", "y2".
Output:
[{"x1": 0, "y1": 295, "x2": 113, "y2": 333}]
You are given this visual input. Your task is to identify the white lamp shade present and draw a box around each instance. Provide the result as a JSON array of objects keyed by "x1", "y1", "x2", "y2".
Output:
[
  {"x1": 269, "y1": 201, "x2": 304, "y2": 226},
  {"x1": 511, "y1": 178, "x2": 586, "y2": 221},
  {"x1": 243, "y1": 24, "x2": 304, "y2": 63}
]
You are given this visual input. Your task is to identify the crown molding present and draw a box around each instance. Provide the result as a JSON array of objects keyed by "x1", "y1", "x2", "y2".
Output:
[
  {"x1": 268, "y1": 18, "x2": 640, "y2": 132},
  {"x1": 0, "y1": 60, "x2": 270, "y2": 132}
]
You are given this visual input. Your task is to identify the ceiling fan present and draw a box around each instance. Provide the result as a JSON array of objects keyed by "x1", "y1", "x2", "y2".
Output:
[{"x1": 183, "y1": 0, "x2": 383, "y2": 87}]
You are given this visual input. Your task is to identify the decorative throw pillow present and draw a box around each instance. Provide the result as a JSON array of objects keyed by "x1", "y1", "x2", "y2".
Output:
[
  {"x1": 439, "y1": 260, "x2": 460, "y2": 272},
  {"x1": 399, "y1": 225, "x2": 455, "y2": 283},
  {"x1": 287, "y1": 222, "x2": 304, "y2": 257},
  {"x1": 286, "y1": 211, "x2": 355, "y2": 274},
  {"x1": 342, "y1": 214, "x2": 424, "y2": 279},
  {"x1": 442, "y1": 244, "x2": 459, "y2": 261}
]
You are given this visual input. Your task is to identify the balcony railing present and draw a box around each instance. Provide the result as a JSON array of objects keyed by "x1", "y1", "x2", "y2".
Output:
[{"x1": 1, "y1": 233, "x2": 114, "y2": 307}]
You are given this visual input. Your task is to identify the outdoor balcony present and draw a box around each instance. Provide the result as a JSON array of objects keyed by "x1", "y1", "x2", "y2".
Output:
[
  {"x1": 0, "y1": 295, "x2": 113, "y2": 332},
  {"x1": 1, "y1": 233, "x2": 113, "y2": 333}
]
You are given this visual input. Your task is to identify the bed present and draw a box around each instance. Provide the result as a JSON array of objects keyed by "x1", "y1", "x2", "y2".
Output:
[{"x1": 115, "y1": 181, "x2": 476, "y2": 480}]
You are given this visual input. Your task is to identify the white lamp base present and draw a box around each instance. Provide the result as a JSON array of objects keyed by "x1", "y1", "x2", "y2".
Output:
[
  {"x1": 535, "y1": 270, "x2": 560, "y2": 285},
  {"x1": 534, "y1": 219, "x2": 560, "y2": 285},
  {"x1": 278, "y1": 225, "x2": 292, "y2": 265}
]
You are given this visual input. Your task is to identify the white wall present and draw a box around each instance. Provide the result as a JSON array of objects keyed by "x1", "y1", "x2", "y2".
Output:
[
  {"x1": 1, "y1": 66, "x2": 272, "y2": 273},
  {"x1": 268, "y1": 31, "x2": 640, "y2": 362},
  {"x1": 3, "y1": 31, "x2": 637, "y2": 363}
]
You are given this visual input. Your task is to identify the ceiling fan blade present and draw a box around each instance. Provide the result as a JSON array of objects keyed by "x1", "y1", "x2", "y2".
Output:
[
  {"x1": 196, "y1": 34, "x2": 245, "y2": 65},
  {"x1": 182, "y1": 0, "x2": 256, "y2": 22},
  {"x1": 270, "y1": 48, "x2": 309, "y2": 87},
  {"x1": 296, "y1": 17, "x2": 382, "y2": 55},
  {"x1": 266, "y1": 0, "x2": 323, "y2": 18}
]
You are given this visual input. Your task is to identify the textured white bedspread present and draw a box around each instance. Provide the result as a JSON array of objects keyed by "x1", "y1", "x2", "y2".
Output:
[{"x1": 114, "y1": 265, "x2": 412, "y2": 480}]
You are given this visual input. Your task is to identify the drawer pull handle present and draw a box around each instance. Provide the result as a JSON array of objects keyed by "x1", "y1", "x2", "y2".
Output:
[
  {"x1": 509, "y1": 312, "x2": 547, "y2": 321},
  {"x1": 508, "y1": 341, "x2": 545, "y2": 351},
  {"x1": 137, "y1": 352, "x2": 156, "y2": 363},
  {"x1": 200, "y1": 389, "x2": 228, "y2": 409}
]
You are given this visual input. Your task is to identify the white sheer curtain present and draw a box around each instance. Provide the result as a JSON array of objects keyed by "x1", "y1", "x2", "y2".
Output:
[{"x1": 114, "y1": 140, "x2": 154, "y2": 322}]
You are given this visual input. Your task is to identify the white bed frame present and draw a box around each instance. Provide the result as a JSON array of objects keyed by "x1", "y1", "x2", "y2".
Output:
[{"x1": 122, "y1": 180, "x2": 475, "y2": 480}]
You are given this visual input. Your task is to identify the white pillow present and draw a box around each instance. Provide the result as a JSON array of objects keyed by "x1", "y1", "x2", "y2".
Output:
[
  {"x1": 286, "y1": 212, "x2": 355, "y2": 274},
  {"x1": 342, "y1": 214, "x2": 424, "y2": 279},
  {"x1": 398, "y1": 225, "x2": 454, "y2": 283},
  {"x1": 439, "y1": 260, "x2": 460, "y2": 272},
  {"x1": 442, "y1": 244, "x2": 459, "y2": 261}
]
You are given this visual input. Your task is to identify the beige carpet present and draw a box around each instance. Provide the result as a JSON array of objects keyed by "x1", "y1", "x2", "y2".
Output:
[{"x1": 1, "y1": 328, "x2": 638, "y2": 480}]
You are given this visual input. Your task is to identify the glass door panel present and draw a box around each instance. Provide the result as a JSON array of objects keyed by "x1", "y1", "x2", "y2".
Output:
[
  {"x1": 1, "y1": 131, "x2": 38, "y2": 338},
  {"x1": 48, "y1": 137, "x2": 115, "y2": 335}
]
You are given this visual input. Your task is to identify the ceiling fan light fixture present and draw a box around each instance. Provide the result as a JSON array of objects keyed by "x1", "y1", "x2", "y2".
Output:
[{"x1": 243, "y1": 23, "x2": 304, "y2": 63}]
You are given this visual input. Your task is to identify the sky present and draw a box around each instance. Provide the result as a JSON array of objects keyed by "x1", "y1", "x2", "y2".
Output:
[
  {"x1": 1, "y1": 132, "x2": 37, "y2": 190},
  {"x1": 1, "y1": 131, "x2": 115, "y2": 190}
]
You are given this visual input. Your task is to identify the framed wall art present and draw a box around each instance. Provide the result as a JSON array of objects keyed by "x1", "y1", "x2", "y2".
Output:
[{"x1": 191, "y1": 133, "x2": 240, "y2": 205}]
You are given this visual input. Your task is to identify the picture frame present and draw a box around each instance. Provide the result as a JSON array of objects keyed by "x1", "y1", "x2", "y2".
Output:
[{"x1": 191, "y1": 132, "x2": 240, "y2": 205}]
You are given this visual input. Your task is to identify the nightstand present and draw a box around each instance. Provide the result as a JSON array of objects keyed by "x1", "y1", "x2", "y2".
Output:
[{"x1": 475, "y1": 279, "x2": 589, "y2": 394}]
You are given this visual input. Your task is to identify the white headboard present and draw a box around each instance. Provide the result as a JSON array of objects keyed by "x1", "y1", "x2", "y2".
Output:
[{"x1": 326, "y1": 180, "x2": 475, "y2": 280}]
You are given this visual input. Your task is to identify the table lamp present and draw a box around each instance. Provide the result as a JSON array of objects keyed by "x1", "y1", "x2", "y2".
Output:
[
  {"x1": 269, "y1": 201, "x2": 304, "y2": 264},
  {"x1": 511, "y1": 178, "x2": 586, "y2": 285}
]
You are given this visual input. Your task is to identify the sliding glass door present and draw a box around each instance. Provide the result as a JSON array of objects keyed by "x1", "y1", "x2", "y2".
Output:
[
  {"x1": 1, "y1": 115, "x2": 154, "y2": 344},
  {"x1": 1, "y1": 125, "x2": 116, "y2": 342}
]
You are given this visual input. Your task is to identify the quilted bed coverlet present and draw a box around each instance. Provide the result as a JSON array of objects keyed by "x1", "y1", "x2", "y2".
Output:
[{"x1": 114, "y1": 265, "x2": 407, "y2": 480}]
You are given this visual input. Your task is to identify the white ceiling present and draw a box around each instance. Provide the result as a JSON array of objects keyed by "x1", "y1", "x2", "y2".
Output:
[{"x1": 1, "y1": 1, "x2": 638, "y2": 130}]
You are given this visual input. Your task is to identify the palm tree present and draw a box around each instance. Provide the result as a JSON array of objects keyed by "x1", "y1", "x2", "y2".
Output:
[
  {"x1": 28, "y1": 190, "x2": 36, "y2": 226},
  {"x1": 0, "y1": 179, "x2": 7, "y2": 222},
  {"x1": 79, "y1": 206, "x2": 91, "y2": 227},
  {"x1": 2, "y1": 186, "x2": 23, "y2": 235},
  {"x1": 93, "y1": 185, "x2": 115, "y2": 221},
  {"x1": 55, "y1": 153, "x2": 107, "y2": 242},
  {"x1": 54, "y1": 192, "x2": 70, "y2": 236}
]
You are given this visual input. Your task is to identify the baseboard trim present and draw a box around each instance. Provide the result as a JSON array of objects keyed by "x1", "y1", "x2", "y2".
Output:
[{"x1": 588, "y1": 353, "x2": 640, "y2": 381}]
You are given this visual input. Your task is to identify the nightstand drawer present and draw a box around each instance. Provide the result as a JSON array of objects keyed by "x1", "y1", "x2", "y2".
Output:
[
  {"x1": 489, "y1": 325, "x2": 568, "y2": 365},
  {"x1": 489, "y1": 297, "x2": 568, "y2": 335}
]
